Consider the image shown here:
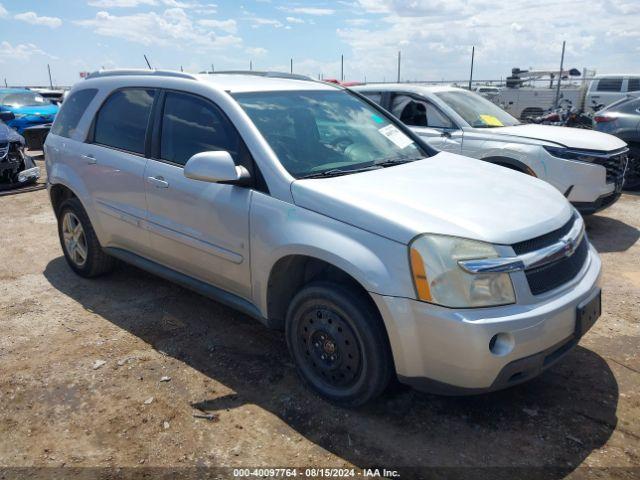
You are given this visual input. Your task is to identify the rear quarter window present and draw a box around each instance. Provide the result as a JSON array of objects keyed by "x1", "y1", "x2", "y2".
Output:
[
  {"x1": 596, "y1": 78, "x2": 623, "y2": 92},
  {"x1": 50, "y1": 89, "x2": 98, "y2": 138}
]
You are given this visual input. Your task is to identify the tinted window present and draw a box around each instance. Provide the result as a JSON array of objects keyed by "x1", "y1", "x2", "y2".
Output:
[
  {"x1": 596, "y1": 78, "x2": 623, "y2": 92},
  {"x1": 51, "y1": 89, "x2": 97, "y2": 138},
  {"x1": 392, "y1": 95, "x2": 454, "y2": 129},
  {"x1": 160, "y1": 92, "x2": 240, "y2": 167},
  {"x1": 628, "y1": 78, "x2": 640, "y2": 92},
  {"x1": 94, "y1": 89, "x2": 155, "y2": 154}
]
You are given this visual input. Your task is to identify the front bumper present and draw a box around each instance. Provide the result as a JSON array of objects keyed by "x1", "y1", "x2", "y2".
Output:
[
  {"x1": 573, "y1": 190, "x2": 622, "y2": 215},
  {"x1": 371, "y1": 243, "x2": 601, "y2": 394}
]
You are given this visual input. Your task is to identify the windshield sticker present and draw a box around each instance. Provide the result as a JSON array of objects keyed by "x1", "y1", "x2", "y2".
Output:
[
  {"x1": 371, "y1": 114, "x2": 384, "y2": 124},
  {"x1": 378, "y1": 124, "x2": 413, "y2": 149},
  {"x1": 479, "y1": 114, "x2": 504, "y2": 127}
]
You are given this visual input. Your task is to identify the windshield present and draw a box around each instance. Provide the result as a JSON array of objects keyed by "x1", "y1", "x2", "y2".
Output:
[
  {"x1": 435, "y1": 90, "x2": 520, "y2": 128},
  {"x1": 0, "y1": 91, "x2": 49, "y2": 108},
  {"x1": 234, "y1": 90, "x2": 427, "y2": 178}
]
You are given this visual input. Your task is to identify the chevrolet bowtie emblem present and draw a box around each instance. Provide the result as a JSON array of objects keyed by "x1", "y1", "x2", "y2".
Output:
[{"x1": 563, "y1": 238, "x2": 576, "y2": 257}]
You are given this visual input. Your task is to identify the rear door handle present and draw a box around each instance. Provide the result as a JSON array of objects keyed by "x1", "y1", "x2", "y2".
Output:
[
  {"x1": 147, "y1": 176, "x2": 169, "y2": 188},
  {"x1": 81, "y1": 154, "x2": 96, "y2": 165}
]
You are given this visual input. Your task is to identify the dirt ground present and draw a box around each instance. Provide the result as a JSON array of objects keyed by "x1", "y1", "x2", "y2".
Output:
[{"x1": 0, "y1": 158, "x2": 639, "y2": 479}]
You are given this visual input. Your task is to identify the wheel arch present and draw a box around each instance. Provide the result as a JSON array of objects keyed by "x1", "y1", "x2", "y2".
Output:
[
  {"x1": 266, "y1": 253, "x2": 381, "y2": 331},
  {"x1": 481, "y1": 155, "x2": 537, "y2": 176}
]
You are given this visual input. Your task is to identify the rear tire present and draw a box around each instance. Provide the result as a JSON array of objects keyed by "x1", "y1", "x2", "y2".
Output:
[
  {"x1": 57, "y1": 197, "x2": 115, "y2": 278},
  {"x1": 285, "y1": 281, "x2": 393, "y2": 407}
]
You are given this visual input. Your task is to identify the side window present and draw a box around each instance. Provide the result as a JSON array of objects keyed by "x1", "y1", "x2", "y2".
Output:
[
  {"x1": 93, "y1": 88, "x2": 155, "y2": 154},
  {"x1": 392, "y1": 95, "x2": 454, "y2": 129},
  {"x1": 160, "y1": 92, "x2": 240, "y2": 167},
  {"x1": 596, "y1": 78, "x2": 623, "y2": 92},
  {"x1": 50, "y1": 89, "x2": 97, "y2": 138},
  {"x1": 628, "y1": 78, "x2": 640, "y2": 92},
  {"x1": 361, "y1": 92, "x2": 382, "y2": 105}
]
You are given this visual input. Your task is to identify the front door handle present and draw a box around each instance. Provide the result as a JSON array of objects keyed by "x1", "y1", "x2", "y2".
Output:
[
  {"x1": 147, "y1": 176, "x2": 169, "y2": 188},
  {"x1": 81, "y1": 154, "x2": 96, "y2": 165}
]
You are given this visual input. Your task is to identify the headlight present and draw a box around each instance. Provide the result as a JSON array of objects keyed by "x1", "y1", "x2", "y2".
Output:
[
  {"x1": 409, "y1": 234, "x2": 515, "y2": 308},
  {"x1": 543, "y1": 146, "x2": 602, "y2": 163}
]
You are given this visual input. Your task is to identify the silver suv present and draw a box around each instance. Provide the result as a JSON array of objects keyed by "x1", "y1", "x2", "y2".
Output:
[{"x1": 45, "y1": 70, "x2": 602, "y2": 406}]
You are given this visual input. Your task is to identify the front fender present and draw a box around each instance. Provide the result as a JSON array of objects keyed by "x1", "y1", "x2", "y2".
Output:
[
  {"x1": 479, "y1": 143, "x2": 544, "y2": 176},
  {"x1": 249, "y1": 193, "x2": 413, "y2": 317}
]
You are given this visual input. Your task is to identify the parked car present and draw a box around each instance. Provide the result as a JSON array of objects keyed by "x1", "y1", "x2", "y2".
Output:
[
  {"x1": 354, "y1": 84, "x2": 628, "y2": 214},
  {"x1": 473, "y1": 85, "x2": 501, "y2": 101},
  {"x1": 593, "y1": 93, "x2": 640, "y2": 189},
  {"x1": 0, "y1": 88, "x2": 59, "y2": 134},
  {"x1": 46, "y1": 70, "x2": 602, "y2": 405},
  {"x1": 0, "y1": 112, "x2": 40, "y2": 190},
  {"x1": 585, "y1": 74, "x2": 640, "y2": 110}
]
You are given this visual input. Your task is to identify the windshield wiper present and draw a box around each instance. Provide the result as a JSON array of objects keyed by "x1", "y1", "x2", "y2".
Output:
[
  {"x1": 298, "y1": 165, "x2": 382, "y2": 179},
  {"x1": 375, "y1": 156, "x2": 423, "y2": 167}
]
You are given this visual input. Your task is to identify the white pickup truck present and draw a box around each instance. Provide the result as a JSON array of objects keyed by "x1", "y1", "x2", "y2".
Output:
[{"x1": 355, "y1": 84, "x2": 629, "y2": 214}]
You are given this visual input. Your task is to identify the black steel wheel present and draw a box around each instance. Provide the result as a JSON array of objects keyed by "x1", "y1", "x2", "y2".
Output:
[{"x1": 286, "y1": 281, "x2": 393, "y2": 406}]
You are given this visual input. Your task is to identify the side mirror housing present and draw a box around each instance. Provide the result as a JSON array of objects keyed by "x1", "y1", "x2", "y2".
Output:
[
  {"x1": 184, "y1": 151, "x2": 251, "y2": 186},
  {"x1": 0, "y1": 111, "x2": 16, "y2": 122}
]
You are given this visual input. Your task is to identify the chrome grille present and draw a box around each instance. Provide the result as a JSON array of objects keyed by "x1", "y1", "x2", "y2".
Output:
[
  {"x1": 592, "y1": 149, "x2": 628, "y2": 187},
  {"x1": 511, "y1": 213, "x2": 590, "y2": 295}
]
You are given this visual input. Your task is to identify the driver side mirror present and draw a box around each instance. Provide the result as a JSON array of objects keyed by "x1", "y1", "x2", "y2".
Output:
[
  {"x1": 184, "y1": 151, "x2": 251, "y2": 186},
  {"x1": 0, "y1": 111, "x2": 15, "y2": 122}
]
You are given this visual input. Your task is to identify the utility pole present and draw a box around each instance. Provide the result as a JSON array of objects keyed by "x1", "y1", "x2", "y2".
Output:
[
  {"x1": 290, "y1": 58, "x2": 293, "y2": 74},
  {"x1": 47, "y1": 64, "x2": 53, "y2": 89},
  {"x1": 211, "y1": 63, "x2": 214, "y2": 73},
  {"x1": 341, "y1": 54, "x2": 344, "y2": 82},
  {"x1": 4, "y1": 78, "x2": 7, "y2": 87},
  {"x1": 468, "y1": 46, "x2": 475, "y2": 90},
  {"x1": 554, "y1": 41, "x2": 566, "y2": 108},
  {"x1": 250, "y1": 60, "x2": 253, "y2": 71},
  {"x1": 397, "y1": 51, "x2": 401, "y2": 82},
  {"x1": 180, "y1": 65, "x2": 183, "y2": 72}
]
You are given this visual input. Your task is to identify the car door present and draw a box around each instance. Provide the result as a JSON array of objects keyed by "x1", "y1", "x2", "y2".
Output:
[
  {"x1": 80, "y1": 87, "x2": 156, "y2": 256},
  {"x1": 144, "y1": 90, "x2": 252, "y2": 299},
  {"x1": 389, "y1": 93, "x2": 462, "y2": 152}
]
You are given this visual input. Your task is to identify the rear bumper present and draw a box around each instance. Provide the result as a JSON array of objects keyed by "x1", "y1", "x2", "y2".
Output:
[{"x1": 372, "y1": 244, "x2": 601, "y2": 393}]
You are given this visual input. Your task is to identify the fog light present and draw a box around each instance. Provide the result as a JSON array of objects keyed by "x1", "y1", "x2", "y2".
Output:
[{"x1": 489, "y1": 332, "x2": 514, "y2": 356}]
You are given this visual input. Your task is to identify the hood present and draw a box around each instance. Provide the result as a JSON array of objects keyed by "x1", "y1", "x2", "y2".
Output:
[
  {"x1": 0, "y1": 121, "x2": 24, "y2": 144},
  {"x1": 4, "y1": 103, "x2": 58, "y2": 118},
  {"x1": 486, "y1": 124, "x2": 627, "y2": 151},
  {"x1": 291, "y1": 152, "x2": 573, "y2": 245}
]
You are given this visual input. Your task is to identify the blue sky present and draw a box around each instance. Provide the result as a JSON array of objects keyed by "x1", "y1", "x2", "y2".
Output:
[{"x1": 0, "y1": 0, "x2": 638, "y2": 87}]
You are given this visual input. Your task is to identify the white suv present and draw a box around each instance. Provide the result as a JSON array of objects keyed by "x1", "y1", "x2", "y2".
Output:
[
  {"x1": 354, "y1": 84, "x2": 628, "y2": 214},
  {"x1": 45, "y1": 70, "x2": 602, "y2": 405}
]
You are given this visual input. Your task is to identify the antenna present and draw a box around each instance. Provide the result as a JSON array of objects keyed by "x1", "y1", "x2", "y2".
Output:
[
  {"x1": 144, "y1": 54, "x2": 152, "y2": 69},
  {"x1": 468, "y1": 46, "x2": 475, "y2": 90}
]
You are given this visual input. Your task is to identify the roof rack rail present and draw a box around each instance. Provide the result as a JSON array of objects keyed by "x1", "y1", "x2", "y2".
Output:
[
  {"x1": 199, "y1": 70, "x2": 316, "y2": 82},
  {"x1": 85, "y1": 69, "x2": 198, "y2": 80}
]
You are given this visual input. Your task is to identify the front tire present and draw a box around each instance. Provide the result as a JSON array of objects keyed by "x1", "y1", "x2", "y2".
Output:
[
  {"x1": 57, "y1": 197, "x2": 115, "y2": 278},
  {"x1": 285, "y1": 282, "x2": 393, "y2": 407}
]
